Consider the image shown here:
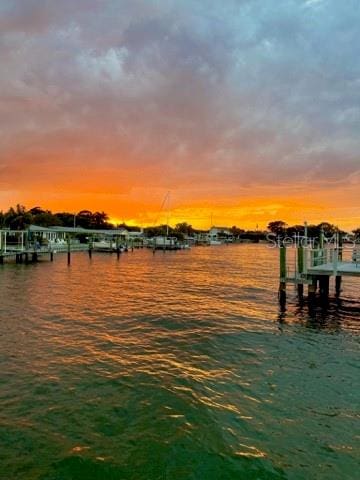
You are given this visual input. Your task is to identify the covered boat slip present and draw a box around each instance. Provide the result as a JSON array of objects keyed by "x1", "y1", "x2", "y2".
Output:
[{"x1": 0, "y1": 225, "x2": 140, "y2": 264}]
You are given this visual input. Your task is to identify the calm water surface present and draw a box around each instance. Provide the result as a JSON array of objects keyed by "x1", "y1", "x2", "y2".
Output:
[{"x1": 0, "y1": 244, "x2": 359, "y2": 479}]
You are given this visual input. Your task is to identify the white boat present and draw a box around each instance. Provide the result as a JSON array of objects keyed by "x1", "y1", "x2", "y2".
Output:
[
  {"x1": 209, "y1": 240, "x2": 222, "y2": 245},
  {"x1": 92, "y1": 241, "x2": 126, "y2": 252},
  {"x1": 92, "y1": 240, "x2": 115, "y2": 251},
  {"x1": 153, "y1": 236, "x2": 179, "y2": 250}
]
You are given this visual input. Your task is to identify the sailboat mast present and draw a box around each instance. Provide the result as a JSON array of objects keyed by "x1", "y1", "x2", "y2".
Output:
[{"x1": 166, "y1": 191, "x2": 170, "y2": 237}]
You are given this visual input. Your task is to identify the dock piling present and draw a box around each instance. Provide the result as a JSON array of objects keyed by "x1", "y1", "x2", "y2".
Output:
[
  {"x1": 335, "y1": 275, "x2": 342, "y2": 296},
  {"x1": 335, "y1": 230, "x2": 343, "y2": 296},
  {"x1": 319, "y1": 276, "x2": 330, "y2": 297},
  {"x1": 308, "y1": 277, "x2": 317, "y2": 300},
  {"x1": 67, "y1": 235, "x2": 71, "y2": 265},
  {"x1": 297, "y1": 246, "x2": 304, "y2": 298},
  {"x1": 279, "y1": 244, "x2": 287, "y2": 304}
]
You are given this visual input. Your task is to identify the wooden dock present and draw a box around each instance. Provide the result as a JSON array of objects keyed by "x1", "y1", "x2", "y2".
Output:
[
  {"x1": 0, "y1": 226, "x2": 134, "y2": 264},
  {"x1": 279, "y1": 227, "x2": 360, "y2": 303}
]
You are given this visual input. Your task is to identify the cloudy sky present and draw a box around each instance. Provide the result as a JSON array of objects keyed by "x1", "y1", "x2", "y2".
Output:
[{"x1": 1, "y1": 0, "x2": 359, "y2": 228}]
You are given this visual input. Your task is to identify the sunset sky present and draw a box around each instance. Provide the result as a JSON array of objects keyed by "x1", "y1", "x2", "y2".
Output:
[{"x1": 1, "y1": 0, "x2": 359, "y2": 230}]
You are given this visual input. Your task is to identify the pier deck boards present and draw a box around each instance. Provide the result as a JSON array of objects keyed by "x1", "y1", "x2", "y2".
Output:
[
  {"x1": 308, "y1": 262, "x2": 360, "y2": 277},
  {"x1": 278, "y1": 226, "x2": 359, "y2": 302}
]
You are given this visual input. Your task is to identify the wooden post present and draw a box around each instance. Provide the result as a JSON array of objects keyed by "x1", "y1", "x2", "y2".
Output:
[
  {"x1": 333, "y1": 245, "x2": 338, "y2": 276},
  {"x1": 308, "y1": 276, "x2": 317, "y2": 299},
  {"x1": 115, "y1": 236, "x2": 120, "y2": 259},
  {"x1": 338, "y1": 231, "x2": 343, "y2": 260},
  {"x1": 319, "y1": 276, "x2": 330, "y2": 297},
  {"x1": 0, "y1": 231, "x2": 4, "y2": 264},
  {"x1": 313, "y1": 249, "x2": 318, "y2": 267},
  {"x1": 335, "y1": 275, "x2": 342, "y2": 296},
  {"x1": 280, "y1": 245, "x2": 286, "y2": 278},
  {"x1": 67, "y1": 234, "x2": 71, "y2": 265},
  {"x1": 297, "y1": 246, "x2": 304, "y2": 298},
  {"x1": 335, "y1": 230, "x2": 342, "y2": 296},
  {"x1": 88, "y1": 236, "x2": 93, "y2": 259},
  {"x1": 24, "y1": 231, "x2": 29, "y2": 250},
  {"x1": 279, "y1": 245, "x2": 287, "y2": 304}
]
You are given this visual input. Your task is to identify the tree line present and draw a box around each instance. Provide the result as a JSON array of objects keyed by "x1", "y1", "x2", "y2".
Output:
[
  {"x1": 1, "y1": 205, "x2": 358, "y2": 240},
  {"x1": 267, "y1": 220, "x2": 360, "y2": 239},
  {"x1": 0, "y1": 205, "x2": 115, "y2": 230},
  {"x1": 0, "y1": 205, "x2": 260, "y2": 240}
]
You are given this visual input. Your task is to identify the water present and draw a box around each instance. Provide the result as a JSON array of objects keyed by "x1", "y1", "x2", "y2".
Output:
[{"x1": 0, "y1": 244, "x2": 359, "y2": 479}]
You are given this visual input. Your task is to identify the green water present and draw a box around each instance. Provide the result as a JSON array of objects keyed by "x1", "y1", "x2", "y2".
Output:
[{"x1": 0, "y1": 245, "x2": 359, "y2": 479}]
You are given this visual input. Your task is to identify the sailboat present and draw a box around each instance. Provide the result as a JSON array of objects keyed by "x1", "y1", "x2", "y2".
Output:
[
  {"x1": 208, "y1": 213, "x2": 222, "y2": 245},
  {"x1": 152, "y1": 192, "x2": 178, "y2": 250}
]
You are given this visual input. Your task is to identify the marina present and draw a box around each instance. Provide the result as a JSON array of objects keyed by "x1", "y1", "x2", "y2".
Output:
[
  {"x1": 1, "y1": 0, "x2": 359, "y2": 477},
  {"x1": 0, "y1": 244, "x2": 358, "y2": 479},
  {"x1": 2, "y1": 225, "x2": 359, "y2": 307},
  {"x1": 0, "y1": 226, "x2": 142, "y2": 264}
]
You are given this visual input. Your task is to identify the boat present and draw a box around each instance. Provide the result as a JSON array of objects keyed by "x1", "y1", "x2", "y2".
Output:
[
  {"x1": 209, "y1": 240, "x2": 222, "y2": 245},
  {"x1": 152, "y1": 236, "x2": 180, "y2": 250},
  {"x1": 92, "y1": 241, "x2": 126, "y2": 252}
]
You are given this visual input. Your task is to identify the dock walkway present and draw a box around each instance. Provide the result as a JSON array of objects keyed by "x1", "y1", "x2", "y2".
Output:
[
  {"x1": 279, "y1": 227, "x2": 359, "y2": 302},
  {"x1": 308, "y1": 261, "x2": 360, "y2": 277},
  {"x1": 0, "y1": 226, "x2": 132, "y2": 264}
]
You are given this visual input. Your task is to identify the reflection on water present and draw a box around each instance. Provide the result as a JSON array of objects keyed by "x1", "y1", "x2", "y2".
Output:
[{"x1": 0, "y1": 245, "x2": 359, "y2": 479}]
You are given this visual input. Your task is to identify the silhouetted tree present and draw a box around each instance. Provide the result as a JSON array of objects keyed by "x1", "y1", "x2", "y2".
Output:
[
  {"x1": 286, "y1": 225, "x2": 305, "y2": 237},
  {"x1": 144, "y1": 225, "x2": 173, "y2": 237},
  {"x1": 33, "y1": 212, "x2": 62, "y2": 227},
  {"x1": 29, "y1": 206, "x2": 46, "y2": 215},
  {"x1": 4, "y1": 204, "x2": 32, "y2": 229},
  {"x1": 91, "y1": 211, "x2": 111, "y2": 228},
  {"x1": 230, "y1": 226, "x2": 245, "y2": 238},
  {"x1": 55, "y1": 212, "x2": 75, "y2": 227},
  {"x1": 175, "y1": 222, "x2": 194, "y2": 236},
  {"x1": 318, "y1": 222, "x2": 337, "y2": 236},
  {"x1": 353, "y1": 228, "x2": 360, "y2": 239},
  {"x1": 267, "y1": 221, "x2": 287, "y2": 236}
]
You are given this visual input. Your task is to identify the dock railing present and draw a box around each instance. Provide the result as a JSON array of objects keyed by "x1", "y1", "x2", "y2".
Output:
[
  {"x1": 282, "y1": 244, "x2": 344, "y2": 283},
  {"x1": 279, "y1": 227, "x2": 360, "y2": 302},
  {"x1": 305, "y1": 245, "x2": 341, "y2": 272}
]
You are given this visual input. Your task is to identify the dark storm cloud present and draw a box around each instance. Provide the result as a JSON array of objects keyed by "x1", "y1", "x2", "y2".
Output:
[{"x1": 0, "y1": 0, "x2": 359, "y2": 194}]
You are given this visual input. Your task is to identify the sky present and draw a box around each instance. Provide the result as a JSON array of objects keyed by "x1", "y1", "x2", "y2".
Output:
[{"x1": 0, "y1": 0, "x2": 359, "y2": 230}]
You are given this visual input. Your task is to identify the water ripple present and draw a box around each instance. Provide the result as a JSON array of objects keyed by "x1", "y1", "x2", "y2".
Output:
[{"x1": 0, "y1": 245, "x2": 359, "y2": 479}]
